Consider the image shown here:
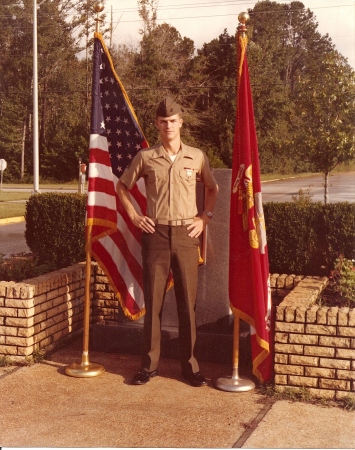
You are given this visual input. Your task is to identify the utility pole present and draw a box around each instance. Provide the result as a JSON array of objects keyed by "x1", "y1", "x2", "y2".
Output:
[{"x1": 33, "y1": 0, "x2": 39, "y2": 193}]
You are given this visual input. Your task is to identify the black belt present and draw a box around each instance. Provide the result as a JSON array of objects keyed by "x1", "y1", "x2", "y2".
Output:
[{"x1": 154, "y1": 218, "x2": 194, "y2": 226}]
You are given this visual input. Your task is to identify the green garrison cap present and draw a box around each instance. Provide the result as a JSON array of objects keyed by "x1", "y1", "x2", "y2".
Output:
[{"x1": 156, "y1": 97, "x2": 183, "y2": 117}]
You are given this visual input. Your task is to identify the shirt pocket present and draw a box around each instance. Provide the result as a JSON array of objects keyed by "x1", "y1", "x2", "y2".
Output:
[
  {"x1": 178, "y1": 168, "x2": 197, "y2": 211},
  {"x1": 179, "y1": 168, "x2": 197, "y2": 184},
  {"x1": 146, "y1": 168, "x2": 168, "y2": 196}
]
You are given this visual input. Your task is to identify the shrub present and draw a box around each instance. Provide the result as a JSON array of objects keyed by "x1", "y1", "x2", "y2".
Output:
[
  {"x1": 264, "y1": 202, "x2": 355, "y2": 276},
  {"x1": 330, "y1": 256, "x2": 355, "y2": 302},
  {"x1": 0, "y1": 253, "x2": 56, "y2": 282},
  {"x1": 25, "y1": 193, "x2": 86, "y2": 268}
]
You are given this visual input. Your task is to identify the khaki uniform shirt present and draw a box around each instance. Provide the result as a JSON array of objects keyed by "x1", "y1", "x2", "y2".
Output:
[{"x1": 120, "y1": 141, "x2": 217, "y2": 220}]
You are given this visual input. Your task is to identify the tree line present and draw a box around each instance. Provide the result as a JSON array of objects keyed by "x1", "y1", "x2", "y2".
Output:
[{"x1": 1, "y1": 0, "x2": 354, "y2": 200}]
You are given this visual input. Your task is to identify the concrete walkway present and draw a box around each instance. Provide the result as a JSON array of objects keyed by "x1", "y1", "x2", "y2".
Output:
[{"x1": 0, "y1": 338, "x2": 354, "y2": 448}]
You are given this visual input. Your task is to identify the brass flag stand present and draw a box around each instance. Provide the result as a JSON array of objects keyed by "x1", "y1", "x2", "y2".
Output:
[
  {"x1": 65, "y1": 2, "x2": 106, "y2": 378},
  {"x1": 65, "y1": 248, "x2": 105, "y2": 378}
]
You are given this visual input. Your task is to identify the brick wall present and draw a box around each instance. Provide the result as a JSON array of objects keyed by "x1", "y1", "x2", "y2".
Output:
[
  {"x1": 0, "y1": 264, "x2": 87, "y2": 362},
  {"x1": 275, "y1": 277, "x2": 355, "y2": 400},
  {"x1": 0, "y1": 266, "x2": 302, "y2": 361},
  {"x1": 270, "y1": 273, "x2": 306, "y2": 301},
  {"x1": 92, "y1": 263, "x2": 119, "y2": 323}
]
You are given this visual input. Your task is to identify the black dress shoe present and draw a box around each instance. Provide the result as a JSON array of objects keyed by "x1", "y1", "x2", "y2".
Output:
[
  {"x1": 132, "y1": 369, "x2": 158, "y2": 385},
  {"x1": 183, "y1": 371, "x2": 207, "y2": 387}
]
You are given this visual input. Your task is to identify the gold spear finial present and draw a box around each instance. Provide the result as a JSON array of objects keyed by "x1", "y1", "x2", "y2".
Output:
[
  {"x1": 94, "y1": 1, "x2": 104, "y2": 33},
  {"x1": 238, "y1": 12, "x2": 250, "y2": 37}
]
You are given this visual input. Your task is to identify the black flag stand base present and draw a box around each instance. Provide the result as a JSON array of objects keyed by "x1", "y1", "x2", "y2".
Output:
[
  {"x1": 65, "y1": 249, "x2": 105, "y2": 378},
  {"x1": 214, "y1": 312, "x2": 255, "y2": 392}
]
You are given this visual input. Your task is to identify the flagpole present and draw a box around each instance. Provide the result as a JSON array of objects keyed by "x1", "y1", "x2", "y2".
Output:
[
  {"x1": 214, "y1": 312, "x2": 255, "y2": 391},
  {"x1": 65, "y1": 2, "x2": 106, "y2": 378},
  {"x1": 65, "y1": 245, "x2": 105, "y2": 377},
  {"x1": 214, "y1": 12, "x2": 255, "y2": 392}
]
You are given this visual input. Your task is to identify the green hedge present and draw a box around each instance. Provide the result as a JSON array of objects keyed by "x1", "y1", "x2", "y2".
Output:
[
  {"x1": 24, "y1": 194, "x2": 354, "y2": 277},
  {"x1": 25, "y1": 193, "x2": 86, "y2": 268},
  {"x1": 264, "y1": 202, "x2": 355, "y2": 276}
]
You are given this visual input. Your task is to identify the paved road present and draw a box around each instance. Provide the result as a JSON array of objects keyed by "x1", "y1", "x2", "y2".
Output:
[
  {"x1": 261, "y1": 172, "x2": 355, "y2": 203},
  {"x1": 0, "y1": 173, "x2": 354, "y2": 258},
  {"x1": 0, "y1": 221, "x2": 30, "y2": 257},
  {"x1": 2, "y1": 172, "x2": 354, "y2": 202}
]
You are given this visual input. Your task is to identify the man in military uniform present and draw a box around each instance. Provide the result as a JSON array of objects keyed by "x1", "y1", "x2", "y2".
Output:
[{"x1": 116, "y1": 97, "x2": 219, "y2": 387}]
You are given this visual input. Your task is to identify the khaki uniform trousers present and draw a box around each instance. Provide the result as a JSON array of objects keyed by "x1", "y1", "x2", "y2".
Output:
[{"x1": 141, "y1": 224, "x2": 200, "y2": 375}]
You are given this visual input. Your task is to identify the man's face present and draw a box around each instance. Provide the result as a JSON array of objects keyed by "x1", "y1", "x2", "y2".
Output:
[{"x1": 155, "y1": 114, "x2": 183, "y2": 141}]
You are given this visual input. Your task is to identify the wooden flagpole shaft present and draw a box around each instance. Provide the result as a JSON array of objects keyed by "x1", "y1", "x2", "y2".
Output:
[
  {"x1": 82, "y1": 249, "x2": 93, "y2": 358},
  {"x1": 214, "y1": 311, "x2": 255, "y2": 392},
  {"x1": 232, "y1": 310, "x2": 240, "y2": 369},
  {"x1": 65, "y1": 250, "x2": 105, "y2": 378}
]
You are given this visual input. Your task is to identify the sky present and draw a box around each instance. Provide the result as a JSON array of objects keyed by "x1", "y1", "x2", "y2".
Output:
[{"x1": 102, "y1": 0, "x2": 355, "y2": 68}]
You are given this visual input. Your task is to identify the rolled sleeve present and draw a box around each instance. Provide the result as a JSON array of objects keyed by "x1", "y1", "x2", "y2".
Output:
[{"x1": 120, "y1": 152, "x2": 144, "y2": 190}]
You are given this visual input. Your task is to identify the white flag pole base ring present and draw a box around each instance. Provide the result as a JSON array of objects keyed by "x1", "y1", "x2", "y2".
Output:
[{"x1": 214, "y1": 367, "x2": 255, "y2": 392}]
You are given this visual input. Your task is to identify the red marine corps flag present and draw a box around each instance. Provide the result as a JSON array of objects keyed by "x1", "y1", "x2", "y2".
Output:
[
  {"x1": 87, "y1": 32, "x2": 148, "y2": 320},
  {"x1": 229, "y1": 18, "x2": 273, "y2": 382}
]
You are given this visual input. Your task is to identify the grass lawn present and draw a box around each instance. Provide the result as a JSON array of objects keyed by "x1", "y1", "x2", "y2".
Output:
[
  {"x1": 2, "y1": 182, "x2": 77, "y2": 189},
  {"x1": 0, "y1": 191, "x2": 31, "y2": 219},
  {"x1": 0, "y1": 192, "x2": 32, "y2": 202},
  {"x1": 0, "y1": 185, "x2": 77, "y2": 219},
  {"x1": 0, "y1": 203, "x2": 26, "y2": 219}
]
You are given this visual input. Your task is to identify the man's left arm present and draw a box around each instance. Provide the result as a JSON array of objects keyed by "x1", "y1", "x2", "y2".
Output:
[{"x1": 187, "y1": 158, "x2": 218, "y2": 237}]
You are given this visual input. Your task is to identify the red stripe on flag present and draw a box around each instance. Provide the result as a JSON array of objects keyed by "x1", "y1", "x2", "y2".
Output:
[
  {"x1": 88, "y1": 176, "x2": 115, "y2": 195},
  {"x1": 129, "y1": 184, "x2": 147, "y2": 216},
  {"x1": 87, "y1": 205, "x2": 117, "y2": 225},
  {"x1": 89, "y1": 147, "x2": 110, "y2": 164}
]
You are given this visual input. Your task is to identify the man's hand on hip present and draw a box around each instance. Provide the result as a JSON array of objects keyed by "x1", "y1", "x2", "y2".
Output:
[
  {"x1": 133, "y1": 215, "x2": 156, "y2": 233},
  {"x1": 187, "y1": 216, "x2": 208, "y2": 238}
]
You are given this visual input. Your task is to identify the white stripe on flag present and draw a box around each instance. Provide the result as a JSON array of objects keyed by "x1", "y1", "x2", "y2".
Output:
[
  {"x1": 90, "y1": 134, "x2": 108, "y2": 151},
  {"x1": 89, "y1": 161, "x2": 114, "y2": 181},
  {"x1": 87, "y1": 190, "x2": 116, "y2": 211}
]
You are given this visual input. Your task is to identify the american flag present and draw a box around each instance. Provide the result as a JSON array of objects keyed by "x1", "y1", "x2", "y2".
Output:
[
  {"x1": 229, "y1": 26, "x2": 273, "y2": 382},
  {"x1": 87, "y1": 32, "x2": 148, "y2": 320}
]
